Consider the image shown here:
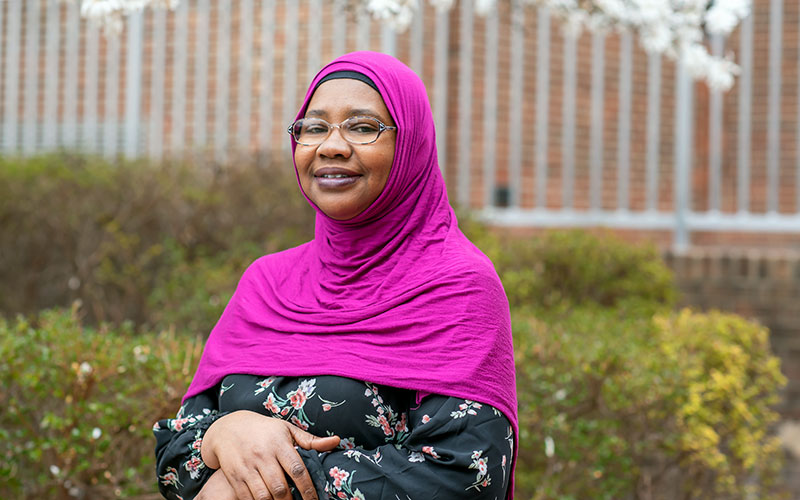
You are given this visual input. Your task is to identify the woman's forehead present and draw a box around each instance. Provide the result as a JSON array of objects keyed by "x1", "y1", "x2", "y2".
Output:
[{"x1": 305, "y1": 79, "x2": 392, "y2": 121}]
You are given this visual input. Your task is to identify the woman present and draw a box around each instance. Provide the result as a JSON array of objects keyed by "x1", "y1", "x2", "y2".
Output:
[{"x1": 154, "y1": 51, "x2": 517, "y2": 500}]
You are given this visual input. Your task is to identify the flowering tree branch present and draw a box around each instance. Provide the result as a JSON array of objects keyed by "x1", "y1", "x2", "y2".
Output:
[{"x1": 74, "y1": 0, "x2": 750, "y2": 90}]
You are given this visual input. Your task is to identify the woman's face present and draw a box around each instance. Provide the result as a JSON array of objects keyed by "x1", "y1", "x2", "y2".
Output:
[{"x1": 294, "y1": 79, "x2": 396, "y2": 221}]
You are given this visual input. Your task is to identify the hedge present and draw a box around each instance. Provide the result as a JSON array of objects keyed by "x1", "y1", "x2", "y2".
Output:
[
  {"x1": 0, "y1": 153, "x2": 314, "y2": 331},
  {"x1": 0, "y1": 306, "x2": 202, "y2": 498},
  {"x1": 1, "y1": 306, "x2": 785, "y2": 499},
  {"x1": 513, "y1": 307, "x2": 786, "y2": 500}
]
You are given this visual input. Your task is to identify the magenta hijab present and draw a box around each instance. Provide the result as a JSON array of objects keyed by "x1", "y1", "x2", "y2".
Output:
[{"x1": 184, "y1": 51, "x2": 517, "y2": 495}]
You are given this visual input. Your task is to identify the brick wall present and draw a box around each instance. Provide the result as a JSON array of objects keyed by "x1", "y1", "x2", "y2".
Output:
[{"x1": 4, "y1": 1, "x2": 799, "y2": 222}]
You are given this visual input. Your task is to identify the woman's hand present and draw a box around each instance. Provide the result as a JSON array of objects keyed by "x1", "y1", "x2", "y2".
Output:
[
  {"x1": 201, "y1": 410, "x2": 340, "y2": 500},
  {"x1": 196, "y1": 469, "x2": 237, "y2": 500}
]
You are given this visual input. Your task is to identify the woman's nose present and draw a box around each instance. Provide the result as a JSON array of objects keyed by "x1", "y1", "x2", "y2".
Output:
[{"x1": 317, "y1": 126, "x2": 352, "y2": 157}]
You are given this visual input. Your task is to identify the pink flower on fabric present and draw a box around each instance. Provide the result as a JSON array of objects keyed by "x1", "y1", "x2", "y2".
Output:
[
  {"x1": 322, "y1": 404, "x2": 332, "y2": 412},
  {"x1": 377, "y1": 415, "x2": 392, "y2": 436},
  {"x1": 289, "y1": 390, "x2": 307, "y2": 409},
  {"x1": 290, "y1": 416, "x2": 309, "y2": 430},
  {"x1": 184, "y1": 456, "x2": 202, "y2": 473},
  {"x1": 421, "y1": 414, "x2": 430, "y2": 424},
  {"x1": 394, "y1": 413, "x2": 407, "y2": 432},
  {"x1": 329, "y1": 467, "x2": 349, "y2": 489},
  {"x1": 159, "y1": 467, "x2": 180, "y2": 486},
  {"x1": 422, "y1": 446, "x2": 440, "y2": 458},
  {"x1": 259, "y1": 377, "x2": 275, "y2": 388},
  {"x1": 263, "y1": 394, "x2": 280, "y2": 414},
  {"x1": 171, "y1": 417, "x2": 189, "y2": 432}
]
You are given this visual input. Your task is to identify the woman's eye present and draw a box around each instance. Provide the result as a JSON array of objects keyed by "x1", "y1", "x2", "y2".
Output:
[
  {"x1": 348, "y1": 121, "x2": 379, "y2": 134},
  {"x1": 304, "y1": 125, "x2": 329, "y2": 135}
]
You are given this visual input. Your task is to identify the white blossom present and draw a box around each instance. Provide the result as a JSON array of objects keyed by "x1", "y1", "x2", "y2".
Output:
[
  {"x1": 705, "y1": 0, "x2": 750, "y2": 35},
  {"x1": 91, "y1": 427, "x2": 103, "y2": 439},
  {"x1": 365, "y1": 0, "x2": 419, "y2": 31},
  {"x1": 428, "y1": 0, "x2": 456, "y2": 12},
  {"x1": 133, "y1": 344, "x2": 149, "y2": 363},
  {"x1": 474, "y1": 0, "x2": 497, "y2": 15},
  {"x1": 544, "y1": 436, "x2": 555, "y2": 457},
  {"x1": 50, "y1": 465, "x2": 61, "y2": 475},
  {"x1": 77, "y1": 0, "x2": 179, "y2": 34},
  {"x1": 680, "y1": 42, "x2": 739, "y2": 91}
]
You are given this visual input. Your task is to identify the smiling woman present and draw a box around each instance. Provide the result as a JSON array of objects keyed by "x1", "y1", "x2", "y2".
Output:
[
  {"x1": 292, "y1": 78, "x2": 396, "y2": 221},
  {"x1": 153, "y1": 51, "x2": 518, "y2": 500}
]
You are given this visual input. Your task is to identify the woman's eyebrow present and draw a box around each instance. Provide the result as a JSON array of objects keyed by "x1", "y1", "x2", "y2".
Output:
[
  {"x1": 347, "y1": 108, "x2": 381, "y2": 117},
  {"x1": 305, "y1": 108, "x2": 382, "y2": 118}
]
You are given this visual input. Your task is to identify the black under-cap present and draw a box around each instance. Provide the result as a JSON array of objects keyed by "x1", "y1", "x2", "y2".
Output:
[{"x1": 314, "y1": 70, "x2": 380, "y2": 94}]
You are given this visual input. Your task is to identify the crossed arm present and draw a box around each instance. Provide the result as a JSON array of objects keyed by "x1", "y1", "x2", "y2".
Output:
[{"x1": 154, "y1": 379, "x2": 512, "y2": 500}]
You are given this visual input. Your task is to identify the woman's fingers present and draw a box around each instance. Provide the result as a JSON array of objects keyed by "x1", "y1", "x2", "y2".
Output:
[
  {"x1": 288, "y1": 424, "x2": 340, "y2": 451},
  {"x1": 259, "y1": 461, "x2": 295, "y2": 500},
  {"x1": 196, "y1": 469, "x2": 238, "y2": 500},
  {"x1": 246, "y1": 471, "x2": 275, "y2": 500},
  {"x1": 276, "y1": 446, "x2": 319, "y2": 500},
  {"x1": 202, "y1": 412, "x2": 334, "y2": 500},
  {"x1": 221, "y1": 466, "x2": 259, "y2": 500}
]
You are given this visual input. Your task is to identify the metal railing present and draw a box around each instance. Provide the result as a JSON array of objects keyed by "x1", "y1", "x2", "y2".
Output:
[{"x1": 0, "y1": 0, "x2": 798, "y2": 250}]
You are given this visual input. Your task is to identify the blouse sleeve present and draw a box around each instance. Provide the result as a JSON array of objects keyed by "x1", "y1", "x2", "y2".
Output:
[
  {"x1": 153, "y1": 388, "x2": 228, "y2": 500},
  {"x1": 295, "y1": 395, "x2": 514, "y2": 500}
]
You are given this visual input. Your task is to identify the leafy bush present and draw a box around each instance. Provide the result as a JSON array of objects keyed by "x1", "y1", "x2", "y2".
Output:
[
  {"x1": 459, "y1": 215, "x2": 676, "y2": 313},
  {"x1": 514, "y1": 307, "x2": 787, "y2": 500},
  {"x1": 501, "y1": 230, "x2": 675, "y2": 312},
  {"x1": 2, "y1": 305, "x2": 784, "y2": 500},
  {"x1": 0, "y1": 153, "x2": 314, "y2": 331},
  {"x1": 0, "y1": 305, "x2": 202, "y2": 499}
]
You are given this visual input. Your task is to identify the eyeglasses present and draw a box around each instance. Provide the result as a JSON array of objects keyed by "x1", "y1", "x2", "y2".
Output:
[{"x1": 287, "y1": 116, "x2": 397, "y2": 146}]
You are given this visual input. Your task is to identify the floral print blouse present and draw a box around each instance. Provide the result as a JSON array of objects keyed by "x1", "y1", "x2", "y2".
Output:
[{"x1": 154, "y1": 374, "x2": 513, "y2": 500}]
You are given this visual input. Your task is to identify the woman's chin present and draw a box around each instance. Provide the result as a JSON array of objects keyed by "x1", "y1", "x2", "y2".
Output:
[
  {"x1": 310, "y1": 191, "x2": 375, "y2": 221},
  {"x1": 317, "y1": 201, "x2": 364, "y2": 221}
]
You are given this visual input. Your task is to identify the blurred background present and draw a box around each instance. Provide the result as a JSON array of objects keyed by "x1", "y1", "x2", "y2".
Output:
[{"x1": 1, "y1": 0, "x2": 799, "y2": 498}]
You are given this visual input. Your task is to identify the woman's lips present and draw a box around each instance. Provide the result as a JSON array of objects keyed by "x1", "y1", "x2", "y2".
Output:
[{"x1": 314, "y1": 167, "x2": 361, "y2": 189}]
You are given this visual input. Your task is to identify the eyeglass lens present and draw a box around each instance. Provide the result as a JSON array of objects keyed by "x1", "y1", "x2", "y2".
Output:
[{"x1": 293, "y1": 116, "x2": 383, "y2": 145}]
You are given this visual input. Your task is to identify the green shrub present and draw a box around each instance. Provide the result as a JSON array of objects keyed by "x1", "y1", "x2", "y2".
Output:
[
  {"x1": 2, "y1": 306, "x2": 785, "y2": 499},
  {"x1": 514, "y1": 307, "x2": 787, "y2": 500},
  {"x1": 0, "y1": 306, "x2": 202, "y2": 499},
  {"x1": 144, "y1": 240, "x2": 265, "y2": 337},
  {"x1": 459, "y1": 219, "x2": 677, "y2": 313},
  {"x1": 0, "y1": 153, "x2": 314, "y2": 330},
  {"x1": 1, "y1": 155, "x2": 671, "y2": 334},
  {"x1": 656, "y1": 310, "x2": 787, "y2": 498}
]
